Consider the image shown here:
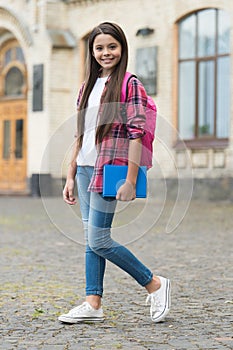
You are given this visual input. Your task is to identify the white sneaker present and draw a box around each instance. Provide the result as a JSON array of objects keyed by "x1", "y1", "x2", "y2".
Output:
[
  {"x1": 146, "y1": 276, "x2": 171, "y2": 323},
  {"x1": 58, "y1": 301, "x2": 104, "y2": 323}
]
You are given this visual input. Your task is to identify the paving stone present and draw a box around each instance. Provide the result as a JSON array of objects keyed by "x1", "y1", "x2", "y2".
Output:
[{"x1": 0, "y1": 197, "x2": 233, "y2": 350}]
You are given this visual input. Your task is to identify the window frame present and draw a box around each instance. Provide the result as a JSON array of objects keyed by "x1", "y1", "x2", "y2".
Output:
[
  {"x1": 0, "y1": 40, "x2": 27, "y2": 100},
  {"x1": 176, "y1": 8, "x2": 230, "y2": 150}
]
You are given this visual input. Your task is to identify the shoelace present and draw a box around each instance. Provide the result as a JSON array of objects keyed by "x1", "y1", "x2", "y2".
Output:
[{"x1": 146, "y1": 294, "x2": 162, "y2": 312}]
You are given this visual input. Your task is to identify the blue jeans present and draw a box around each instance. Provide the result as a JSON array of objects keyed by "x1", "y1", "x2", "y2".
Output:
[{"x1": 76, "y1": 166, "x2": 153, "y2": 297}]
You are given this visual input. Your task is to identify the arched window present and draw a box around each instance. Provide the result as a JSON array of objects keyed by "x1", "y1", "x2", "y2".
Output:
[
  {"x1": 0, "y1": 42, "x2": 26, "y2": 98},
  {"x1": 5, "y1": 67, "x2": 24, "y2": 96},
  {"x1": 178, "y1": 9, "x2": 230, "y2": 142}
]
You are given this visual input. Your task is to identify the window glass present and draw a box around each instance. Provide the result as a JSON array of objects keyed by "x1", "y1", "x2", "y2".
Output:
[
  {"x1": 179, "y1": 14, "x2": 196, "y2": 59},
  {"x1": 16, "y1": 47, "x2": 25, "y2": 63},
  {"x1": 198, "y1": 61, "x2": 215, "y2": 136},
  {"x1": 178, "y1": 61, "x2": 196, "y2": 139},
  {"x1": 218, "y1": 10, "x2": 230, "y2": 54},
  {"x1": 15, "y1": 119, "x2": 24, "y2": 158},
  {"x1": 178, "y1": 9, "x2": 230, "y2": 140},
  {"x1": 5, "y1": 67, "x2": 24, "y2": 96},
  {"x1": 198, "y1": 9, "x2": 216, "y2": 57},
  {"x1": 4, "y1": 49, "x2": 12, "y2": 66},
  {"x1": 217, "y1": 57, "x2": 230, "y2": 137},
  {"x1": 3, "y1": 120, "x2": 11, "y2": 159}
]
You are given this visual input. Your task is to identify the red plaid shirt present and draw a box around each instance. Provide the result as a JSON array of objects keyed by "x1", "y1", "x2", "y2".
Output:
[{"x1": 76, "y1": 76, "x2": 147, "y2": 192}]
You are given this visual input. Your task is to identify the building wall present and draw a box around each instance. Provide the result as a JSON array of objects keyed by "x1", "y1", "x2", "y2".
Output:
[
  {"x1": 65, "y1": 0, "x2": 233, "y2": 180},
  {"x1": 0, "y1": 0, "x2": 232, "y2": 197}
]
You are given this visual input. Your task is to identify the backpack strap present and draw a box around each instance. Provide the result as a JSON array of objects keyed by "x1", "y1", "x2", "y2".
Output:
[
  {"x1": 121, "y1": 72, "x2": 137, "y2": 102},
  {"x1": 121, "y1": 72, "x2": 137, "y2": 129}
]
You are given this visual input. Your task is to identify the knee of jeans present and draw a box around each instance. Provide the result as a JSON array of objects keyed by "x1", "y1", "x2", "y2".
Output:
[{"x1": 88, "y1": 227, "x2": 112, "y2": 254}]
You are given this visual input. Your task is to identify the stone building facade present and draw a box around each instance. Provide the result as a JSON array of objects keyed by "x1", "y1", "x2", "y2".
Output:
[{"x1": 0, "y1": 0, "x2": 232, "y2": 198}]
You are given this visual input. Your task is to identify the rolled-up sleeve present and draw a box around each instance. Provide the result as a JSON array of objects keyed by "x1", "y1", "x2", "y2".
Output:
[{"x1": 125, "y1": 78, "x2": 147, "y2": 139}]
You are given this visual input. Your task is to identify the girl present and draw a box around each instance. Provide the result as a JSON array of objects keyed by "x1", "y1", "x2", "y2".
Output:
[{"x1": 59, "y1": 22, "x2": 170, "y2": 324}]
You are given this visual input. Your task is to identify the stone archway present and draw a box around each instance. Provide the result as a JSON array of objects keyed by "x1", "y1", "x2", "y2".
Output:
[
  {"x1": 0, "y1": 7, "x2": 32, "y2": 193},
  {"x1": 0, "y1": 37, "x2": 28, "y2": 192}
]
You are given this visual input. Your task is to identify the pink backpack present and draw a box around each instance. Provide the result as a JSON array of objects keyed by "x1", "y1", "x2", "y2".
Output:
[{"x1": 121, "y1": 72, "x2": 157, "y2": 169}]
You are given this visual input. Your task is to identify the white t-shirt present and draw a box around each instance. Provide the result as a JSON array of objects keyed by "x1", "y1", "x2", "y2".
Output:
[{"x1": 77, "y1": 76, "x2": 108, "y2": 166}]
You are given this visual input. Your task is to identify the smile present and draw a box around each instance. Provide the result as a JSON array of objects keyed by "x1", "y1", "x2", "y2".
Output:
[{"x1": 101, "y1": 58, "x2": 114, "y2": 63}]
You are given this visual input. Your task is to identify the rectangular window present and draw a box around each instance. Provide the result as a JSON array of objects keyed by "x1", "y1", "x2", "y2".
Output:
[
  {"x1": 217, "y1": 57, "x2": 230, "y2": 137},
  {"x1": 178, "y1": 61, "x2": 196, "y2": 139},
  {"x1": 198, "y1": 60, "x2": 215, "y2": 137},
  {"x1": 218, "y1": 10, "x2": 230, "y2": 54},
  {"x1": 15, "y1": 119, "x2": 24, "y2": 158},
  {"x1": 3, "y1": 120, "x2": 11, "y2": 159}
]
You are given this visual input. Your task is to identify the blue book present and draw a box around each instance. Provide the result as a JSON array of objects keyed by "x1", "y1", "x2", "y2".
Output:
[{"x1": 102, "y1": 165, "x2": 147, "y2": 198}]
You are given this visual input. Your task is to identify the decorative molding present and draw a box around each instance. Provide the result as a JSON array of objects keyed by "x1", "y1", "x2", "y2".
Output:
[
  {"x1": 0, "y1": 6, "x2": 33, "y2": 46},
  {"x1": 0, "y1": 31, "x2": 15, "y2": 47},
  {"x1": 47, "y1": 29, "x2": 76, "y2": 49}
]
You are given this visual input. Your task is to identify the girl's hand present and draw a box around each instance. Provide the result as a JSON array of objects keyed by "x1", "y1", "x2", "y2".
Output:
[
  {"x1": 116, "y1": 180, "x2": 136, "y2": 201},
  {"x1": 63, "y1": 179, "x2": 77, "y2": 205}
]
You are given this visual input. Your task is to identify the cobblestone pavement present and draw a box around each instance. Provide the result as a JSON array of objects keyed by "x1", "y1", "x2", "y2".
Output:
[{"x1": 0, "y1": 195, "x2": 233, "y2": 350}]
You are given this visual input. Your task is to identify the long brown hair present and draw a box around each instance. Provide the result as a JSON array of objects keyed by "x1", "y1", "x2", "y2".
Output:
[{"x1": 77, "y1": 22, "x2": 128, "y2": 151}]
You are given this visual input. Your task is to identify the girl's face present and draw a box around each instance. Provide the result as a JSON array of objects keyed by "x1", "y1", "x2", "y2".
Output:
[{"x1": 92, "y1": 34, "x2": 122, "y2": 77}]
